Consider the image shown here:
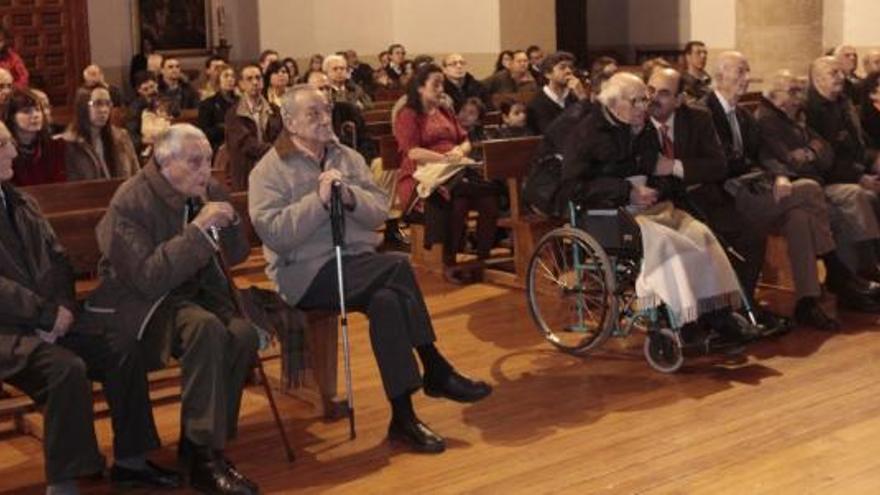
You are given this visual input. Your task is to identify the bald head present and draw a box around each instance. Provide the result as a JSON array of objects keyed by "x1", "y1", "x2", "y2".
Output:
[
  {"x1": 280, "y1": 84, "x2": 335, "y2": 146},
  {"x1": 833, "y1": 45, "x2": 858, "y2": 75},
  {"x1": 864, "y1": 49, "x2": 880, "y2": 76},
  {"x1": 713, "y1": 51, "x2": 750, "y2": 102},
  {"x1": 811, "y1": 56, "x2": 844, "y2": 100}
]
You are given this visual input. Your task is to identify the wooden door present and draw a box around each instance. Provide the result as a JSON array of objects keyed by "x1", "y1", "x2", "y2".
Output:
[{"x1": 0, "y1": 0, "x2": 90, "y2": 108}]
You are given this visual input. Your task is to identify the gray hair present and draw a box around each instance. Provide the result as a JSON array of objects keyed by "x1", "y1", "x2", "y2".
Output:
[
  {"x1": 763, "y1": 69, "x2": 797, "y2": 99},
  {"x1": 810, "y1": 55, "x2": 838, "y2": 82},
  {"x1": 711, "y1": 50, "x2": 745, "y2": 82},
  {"x1": 322, "y1": 54, "x2": 347, "y2": 73},
  {"x1": 597, "y1": 72, "x2": 644, "y2": 107},
  {"x1": 153, "y1": 124, "x2": 210, "y2": 165},
  {"x1": 279, "y1": 83, "x2": 323, "y2": 121}
]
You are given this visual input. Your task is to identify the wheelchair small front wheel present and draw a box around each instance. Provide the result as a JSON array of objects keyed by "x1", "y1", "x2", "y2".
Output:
[
  {"x1": 644, "y1": 327, "x2": 684, "y2": 373},
  {"x1": 526, "y1": 227, "x2": 617, "y2": 355}
]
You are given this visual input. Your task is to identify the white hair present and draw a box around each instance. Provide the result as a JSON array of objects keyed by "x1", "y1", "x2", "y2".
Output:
[
  {"x1": 597, "y1": 72, "x2": 643, "y2": 108},
  {"x1": 279, "y1": 84, "x2": 322, "y2": 120},
  {"x1": 322, "y1": 54, "x2": 347, "y2": 73},
  {"x1": 763, "y1": 69, "x2": 796, "y2": 99},
  {"x1": 153, "y1": 124, "x2": 210, "y2": 165},
  {"x1": 711, "y1": 50, "x2": 745, "y2": 82}
]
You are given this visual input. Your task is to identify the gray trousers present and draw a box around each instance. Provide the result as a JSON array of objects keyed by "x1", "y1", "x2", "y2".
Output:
[
  {"x1": 298, "y1": 252, "x2": 436, "y2": 399},
  {"x1": 6, "y1": 336, "x2": 106, "y2": 484},
  {"x1": 736, "y1": 179, "x2": 835, "y2": 300},
  {"x1": 145, "y1": 299, "x2": 259, "y2": 450},
  {"x1": 825, "y1": 183, "x2": 880, "y2": 273}
]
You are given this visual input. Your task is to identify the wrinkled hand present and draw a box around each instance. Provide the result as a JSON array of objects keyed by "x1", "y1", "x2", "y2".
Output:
[
  {"x1": 51, "y1": 305, "x2": 75, "y2": 338},
  {"x1": 318, "y1": 169, "x2": 354, "y2": 206},
  {"x1": 773, "y1": 176, "x2": 793, "y2": 203},
  {"x1": 860, "y1": 174, "x2": 880, "y2": 192},
  {"x1": 191, "y1": 201, "x2": 236, "y2": 230},
  {"x1": 630, "y1": 185, "x2": 659, "y2": 208},
  {"x1": 654, "y1": 156, "x2": 676, "y2": 176}
]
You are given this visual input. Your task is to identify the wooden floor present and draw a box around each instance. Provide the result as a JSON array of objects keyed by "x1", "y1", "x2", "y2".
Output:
[{"x1": 2, "y1": 269, "x2": 880, "y2": 494}]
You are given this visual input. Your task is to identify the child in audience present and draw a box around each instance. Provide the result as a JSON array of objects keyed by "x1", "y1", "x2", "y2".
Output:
[
  {"x1": 456, "y1": 96, "x2": 487, "y2": 151},
  {"x1": 489, "y1": 98, "x2": 532, "y2": 138}
]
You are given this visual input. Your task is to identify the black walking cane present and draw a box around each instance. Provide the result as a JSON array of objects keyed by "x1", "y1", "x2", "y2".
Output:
[
  {"x1": 330, "y1": 181, "x2": 357, "y2": 440},
  {"x1": 209, "y1": 226, "x2": 296, "y2": 462}
]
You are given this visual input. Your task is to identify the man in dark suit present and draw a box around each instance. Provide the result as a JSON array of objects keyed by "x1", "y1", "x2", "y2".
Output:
[
  {"x1": 526, "y1": 45, "x2": 545, "y2": 86},
  {"x1": 526, "y1": 51, "x2": 588, "y2": 135}
]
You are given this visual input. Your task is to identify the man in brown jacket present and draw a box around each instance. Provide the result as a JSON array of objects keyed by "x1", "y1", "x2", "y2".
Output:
[
  {"x1": 224, "y1": 64, "x2": 283, "y2": 191},
  {"x1": 85, "y1": 124, "x2": 259, "y2": 494}
]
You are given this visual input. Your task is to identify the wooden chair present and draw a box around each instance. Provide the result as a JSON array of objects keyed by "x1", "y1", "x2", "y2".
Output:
[
  {"x1": 363, "y1": 109, "x2": 392, "y2": 123},
  {"x1": 21, "y1": 179, "x2": 124, "y2": 215}
]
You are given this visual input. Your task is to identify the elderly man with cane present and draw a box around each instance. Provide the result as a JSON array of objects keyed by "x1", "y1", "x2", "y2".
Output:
[{"x1": 249, "y1": 84, "x2": 492, "y2": 454}]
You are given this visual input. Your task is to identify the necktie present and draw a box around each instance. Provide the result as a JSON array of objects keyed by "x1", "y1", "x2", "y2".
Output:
[
  {"x1": 727, "y1": 110, "x2": 744, "y2": 155},
  {"x1": 660, "y1": 124, "x2": 674, "y2": 159}
]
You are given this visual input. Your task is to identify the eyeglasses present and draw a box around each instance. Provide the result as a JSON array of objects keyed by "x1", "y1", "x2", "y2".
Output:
[{"x1": 88, "y1": 99, "x2": 113, "y2": 109}]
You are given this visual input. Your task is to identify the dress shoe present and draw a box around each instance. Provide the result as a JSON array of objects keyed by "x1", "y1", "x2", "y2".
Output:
[
  {"x1": 215, "y1": 457, "x2": 259, "y2": 494},
  {"x1": 383, "y1": 220, "x2": 411, "y2": 252},
  {"x1": 748, "y1": 308, "x2": 792, "y2": 338},
  {"x1": 387, "y1": 417, "x2": 446, "y2": 454},
  {"x1": 826, "y1": 271, "x2": 880, "y2": 299},
  {"x1": 826, "y1": 278, "x2": 880, "y2": 313},
  {"x1": 189, "y1": 448, "x2": 258, "y2": 495},
  {"x1": 424, "y1": 370, "x2": 492, "y2": 403},
  {"x1": 110, "y1": 461, "x2": 181, "y2": 489},
  {"x1": 794, "y1": 297, "x2": 840, "y2": 331}
]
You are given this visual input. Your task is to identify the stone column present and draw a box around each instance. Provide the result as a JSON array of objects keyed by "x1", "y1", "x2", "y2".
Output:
[{"x1": 736, "y1": 0, "x2": 823, "y2": 86}]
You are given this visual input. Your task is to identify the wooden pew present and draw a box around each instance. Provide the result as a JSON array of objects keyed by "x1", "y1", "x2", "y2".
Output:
[
  {"x1": 482, "y1": 136, "x2": 560, "y2": 288},
  {"x1": 365, "y1": 121, "x2": 392, "y2": 139},
  {"x1": 374, "y1": 88, "x2": 404, "y2": 102},
  {"x1": 491, "y1": 90, "x2": 537, "y2": 110},
  {"x1": 363, "y1": 109, "x2": 392, "y2": 123},
  {"x1": 22, "y1": 179, "x2": 125, "y2": 215}
]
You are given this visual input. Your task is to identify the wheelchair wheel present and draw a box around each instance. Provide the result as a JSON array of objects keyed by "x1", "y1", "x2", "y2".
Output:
[
  {"x1": 526, "y1": 227, "x2": 617, "y2": 355},
  {"x1": 644, "y1": 327, "x2": 684, "y2": 373}
]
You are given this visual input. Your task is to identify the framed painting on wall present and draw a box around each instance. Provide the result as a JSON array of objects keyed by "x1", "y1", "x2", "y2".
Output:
[{"x1": 132, "y1": 0, "x2": 213, "y2": 55}]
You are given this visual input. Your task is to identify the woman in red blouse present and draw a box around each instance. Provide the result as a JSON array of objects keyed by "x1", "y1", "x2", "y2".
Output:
[
  {"x1": 4, "y1": 89, "x2": 65, "y2": 186},
  {"x1": 395, "y1": 64, "x2": 500, "y2": 284}
]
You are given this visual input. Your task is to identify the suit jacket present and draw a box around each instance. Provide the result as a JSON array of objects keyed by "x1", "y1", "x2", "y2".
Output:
[
  {"x1": 198, "y1": 91, "x2": 238, "y2": 152},
  {"x1": 0, "y1": 183, "x2": 76, "y2": 379},
  {"x1": 805, "y1": 88, "x2": 870, "y2": 184},
  {"x1": 527, "y1": 88, "x2": 579, "y2": 135},
  {"x1": 754, "y1": 98, "x2": 833, "y2": 184},
  {"x1": 702, "y1": 91, "x2": 761, "y2": 179},
  {"x1": 224, "y1": 97, "x2": 284, "y2": 191},
  {"x1": 668, "y1": 103, "x2": 728, "y2": 186}
]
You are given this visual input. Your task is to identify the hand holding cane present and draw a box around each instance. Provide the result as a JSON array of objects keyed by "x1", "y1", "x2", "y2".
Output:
[{"x1": 330, "y1": 180, "x2": 357, "y2": 440}]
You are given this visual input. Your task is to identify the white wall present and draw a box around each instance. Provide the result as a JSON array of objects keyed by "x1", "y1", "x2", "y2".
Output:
[{"x1": 690, "y1": 0, "x2": 736, "y2": 48}]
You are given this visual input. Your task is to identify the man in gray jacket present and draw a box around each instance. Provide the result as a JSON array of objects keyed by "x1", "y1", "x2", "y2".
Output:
[{"x1": 249, "y1": 85, "x2": 492, "y2": 454}]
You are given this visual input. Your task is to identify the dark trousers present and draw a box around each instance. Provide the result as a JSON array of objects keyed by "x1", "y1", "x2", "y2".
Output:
[
  {"x1": 298, "y1": 252, "x2": 436, "y2": 399},
  {"x1": 144, "y1": 298, "x2": 259, "y2": 450},
  {"x1": 5, "y1": 335, "x2": 106, "y2": 483}
]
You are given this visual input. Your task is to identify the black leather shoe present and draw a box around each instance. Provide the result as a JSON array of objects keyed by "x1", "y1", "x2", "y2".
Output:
[
  {"x1": 750, "y1": 309, "x2": 792, "y2": 338},
  {"x1": 424, "y1": 371, "x2": 492, "y2": 403},
  {"x1": 388, "y1": 417, "x2": 446, "y2": 454},
  {"x1": 827, "y1": 282, "x2": 880, "y2": 313},
  {"x1": 189, "y1": 446, "x2": 257, "y2": 495},
  {"x1": 827, "y1": 271, "x2": 880, "y2": 299},
  {"x1": 216, "y1": 457, "x2": 259, "y2": 494},
  {"x1": 110, "y1": 461, "x2": 181, "y2": 489},
  {"x1": 794, "y1": 297, "x2": 840, "y2": 331}
]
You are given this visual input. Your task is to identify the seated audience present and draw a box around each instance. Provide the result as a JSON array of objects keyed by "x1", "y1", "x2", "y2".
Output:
[
  {"x1": 395, "y1": 64, "x2": 501, "y2": 284},
  {"x1": 527, "y1": 51, "x2": 588, "y2": 134},
  {"x1": 526, "y1": 45, "x2": 545, "y2": 85},
  {"x1": 4, "y1": 89, "x2": 65, "y2": 186},
  {"x1": 82, "y1": 64, "x2": 124, "y2": 106},
  {"x1": 307, "y1": 71, "x2": 376, "y2": 162},
  {"x1": 249, "y1": 85, "x2": 492, "y2": 455},
  {"x1": 0, "y1": 27, "x2": 28, "y2": 88},
  {"x1": 456, "y1": 96, "x2": 488, "y2": 146},
  {"x1": 324, "y1": 54, "x2": 372, "y2": 110},
  {"x1": 158, "y1": 57, "x2": 199, "y2": 115},
  {"x1": 263, "y1": 60, "x2": 291, "y2": 108},
  {"x1": 681, "y1": 41, "x2": 711, "y2": 101},
  {"x1": 561, "y1": 72, "x2": 755, "y2": 347},
  {"x1": 834, "y1": 45, "x2": 862, "y2": 104},
  {"x1": 282, "y1": 57, "x2": 300, "y2": 86},
  {"x1": 198, "y1": 63, "x2": 238, "y2": 152},
  {"x1": 29, "y1": 88, "x2": 62, "y2": 136},
  {"x1": 145, "y1": 53, "x2": 164, "y2": 76},
  {"x1": 197, "y1": 55, "x2": 228, "y2": 101},
  {"x1": 755, "y1": 69, "x2": 880, "y2": 325},
  {"x1": 127, "y1": 71, "x2": 161, "y2": 154},
  {"x1": 258, "y1": 49, "x2": 279, "y2": 74},
  {"x1": 859, "y1": 72, "x2": 880, "y2": 149},
  {"x1": 493, "y1": 50, "x2": 514, "y2": 75},
  {"x1": 225, "y1": 64, "x2": 283, "y2": 191},
  {"x1": 140, "y1": 96, "x2": 173, "y2": 154},
  {"x1": 345, "y1": 49, "x2": 374, "y2": 93},
  {"x1": 62, "y1": 85, "x2": 139, "y2": 181},
  {"x1": 487, "y1": 98, "x2": 533, "y2": 139},
  {"x1": 86, "y1": 124, "x2": 259, "y2": 494},
  {"x1": 483, "y1": 50, "x2": 538, "y2": 97},
  {"x1": 807, "y1": 56, "x2": 880, "y2": 284},
  {"x1": 386, "y1": 43, "x2": 408, "y2": 87},
  {"x1": 129, "y1": 36, "x2": 155, "y2": 89},
  {"x1": 590, "y1": 56, "x2": 619, "y2": 96},
  {"x1": 0, "y1": 67, "x2": 13, "y2": 106},
  {"x1": 442, "y1": 53, "x2": 487, "y2": 112},
  {"x1": 0, "y1": 118, "x2": 180, "y2": 493}
]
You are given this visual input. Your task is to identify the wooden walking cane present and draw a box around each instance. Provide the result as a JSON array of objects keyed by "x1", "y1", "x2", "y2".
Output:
[{"x1": 209, "y1": 226, "x2": 296, "y2": 463}]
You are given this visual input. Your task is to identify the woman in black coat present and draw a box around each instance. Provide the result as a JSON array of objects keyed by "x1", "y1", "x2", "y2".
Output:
[{"x1": 197, "y1": 63, "x2": 237, "y2": 152}]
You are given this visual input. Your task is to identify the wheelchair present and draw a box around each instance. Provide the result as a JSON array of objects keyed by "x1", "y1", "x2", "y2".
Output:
[{"x1": 525, "y1": 202, "x2": 754, "y2": 373}]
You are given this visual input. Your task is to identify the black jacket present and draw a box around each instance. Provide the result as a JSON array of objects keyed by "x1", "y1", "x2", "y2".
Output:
[
  {"x1": 560, "y1": 106, "x2": 661, "y2": 208},
  {"x1": 527, "y1": 88, "x2": 579, "y2": 135},
  {"x1": 332, "y1": 101, "x2": 377, "y2": 163},
  {"x1": 443, "y1": 73, "x2": 487, "y2": 112},
  {"x1": 755, "y1": 98, "x2": 833, "y2": 184},
  {"x1": 198, "y1": 91, "x2": 238, "y2": 152},
  {"x1": 805, "y1": 88, "x2": 870, "y2": 184},
  {"x1": 702, "y1": 91, "x2": 761, "y2": 179}
]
